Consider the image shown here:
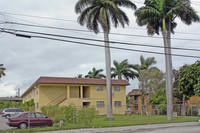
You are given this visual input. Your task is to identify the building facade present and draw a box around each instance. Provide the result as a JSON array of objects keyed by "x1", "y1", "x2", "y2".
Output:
[{"x1": 21, "y1": 77, "x2": 129, "y2": 115}]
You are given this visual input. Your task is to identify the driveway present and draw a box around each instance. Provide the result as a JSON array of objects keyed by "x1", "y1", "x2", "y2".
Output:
[{"x1": 0, "y1": 115, "x2": 17, "y2": 130}]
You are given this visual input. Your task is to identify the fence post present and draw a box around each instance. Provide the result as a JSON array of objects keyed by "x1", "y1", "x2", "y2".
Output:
[
  {"x1": 190, "y1": 104, "x2": 193, "y2": 122},
  {"x1": 141, "y1": 104, "x2": 143, "y2": 123},
  {"x1": 28, "y1": 107, "x2": 30, "y2": 131},
  {"x1": 73, "y1": 106, "x2": 75, "y2": 128}
]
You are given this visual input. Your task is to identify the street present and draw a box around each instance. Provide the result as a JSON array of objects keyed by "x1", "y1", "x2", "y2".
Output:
[
  {"x1": 0, "y1": 115, "x2": 17, "y2": 130},
  {"x1": 39, "y1": 122, "x2": 200, "y2": 133}
]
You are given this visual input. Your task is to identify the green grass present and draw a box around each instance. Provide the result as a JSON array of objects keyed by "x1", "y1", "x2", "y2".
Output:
[{"x1": 1, "y1": 114, "x2": 199, "y2": 133}]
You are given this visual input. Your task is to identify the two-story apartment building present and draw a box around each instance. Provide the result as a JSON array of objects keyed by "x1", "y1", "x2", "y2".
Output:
[
  {"x1": 21, "y1": 77, "x2": 130, "y2": 114},
  {"x1": 128, "y1": 89, "x2": 200, "y2": 115},
  {"x1": 127, "y1": 89, "x2": 151, "y2": 114}
]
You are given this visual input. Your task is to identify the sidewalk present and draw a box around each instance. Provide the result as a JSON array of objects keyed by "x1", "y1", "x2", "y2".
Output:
[{"x1": 39, "y1": 122, "x2": 200, "y2": 133}]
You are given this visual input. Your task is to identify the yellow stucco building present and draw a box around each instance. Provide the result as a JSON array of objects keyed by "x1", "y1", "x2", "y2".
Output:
[
  {"x1": 128, "y1": 89, "x2": 200, "y2": 115},
  {"x1": 21, "y1": 77, "x2": 129, "y2": 115}
]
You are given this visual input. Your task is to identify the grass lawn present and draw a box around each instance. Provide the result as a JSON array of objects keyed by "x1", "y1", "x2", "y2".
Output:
[{"x1": 1, "y1": 114, "x2": 199, "y2": 133}]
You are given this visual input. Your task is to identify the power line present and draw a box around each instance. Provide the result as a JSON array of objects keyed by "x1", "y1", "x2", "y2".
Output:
[
  {"x1": 1, "y1": 27, "x2": 200, "y2": 52},
  {"x1": 1, "y1": 12, "x2": 200, "y2": 36},
  {"x1": 2, "y1": 21, "x2": 200, "y2": 42},
  {"x1": 131, "y1": 0, "x2": 200, "y2": 6},
  {"x1": 1, "y1": 29, "x2": 200, "y2": 59},
  {"x1": 0, "y1": 12, "x2": 76, "y2": 22}
]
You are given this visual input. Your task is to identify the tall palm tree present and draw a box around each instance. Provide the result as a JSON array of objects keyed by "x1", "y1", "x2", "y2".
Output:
[
  {"x1": 85, "y1": 67, "x2": 106, "y2": 79},
  {"x1": 135, "y1": 0, "x2": 199, "y2": 120},
  {"x1": 75, "y1": 0, "x2": 136, "y2": 119},
  {"x1": 133, "y1": 55, "x2": 156, "y2": 73},
  {"x1": 111, "y1": 59, "x2": 138, "y2": 81},
  {"x1": 0, "y1": 64, "x2": 6, "y2": 78}
]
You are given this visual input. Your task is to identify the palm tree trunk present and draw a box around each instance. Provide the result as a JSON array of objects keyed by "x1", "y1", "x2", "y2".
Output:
[
  {"x1": 162, "y1": 19, "x2": 173, "y2": 120},
  {"x1": 104, "y1": 29, "x2": 114, "y2": 120}
]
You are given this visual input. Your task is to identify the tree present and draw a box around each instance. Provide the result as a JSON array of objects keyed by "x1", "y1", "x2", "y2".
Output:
[
  {"x1": 111, "y1": 59, "x2": 138, "y2": 81},
  {"x1": 75, "y1": 74, "x2": 84, "y2": 78},
  {"x1": 172, "y1": 66, "x2": 188, "y2": 116},
  {"x1": 178, "y1": 61, "x2": 200, "y2": 98},
  {"x1": 132, "y1": 55, "x2": 156, "y2": 73},
  {"x1": 138, "y1": 67, "x2": 165, "y2": 114},
  {"x1": 148, "y1": 88, "x2": 167, "y2": 115},
  {"x1": 75, "y1": 0, "x2": 137, "y2": 119},
  {"x1": 85, "y1": 67, "x2": 106, "y2": 79},
  {"x1": 135, "y1": 0, "x2": 199, "y2": 120},
  {"x1": 0, "y1": 64, "x2": 6, "y2": 78}
]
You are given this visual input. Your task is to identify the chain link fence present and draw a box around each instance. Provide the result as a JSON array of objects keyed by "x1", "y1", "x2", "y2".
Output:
[{"x1": 1, "y1": 103, "x2": 200, "y2": 130}]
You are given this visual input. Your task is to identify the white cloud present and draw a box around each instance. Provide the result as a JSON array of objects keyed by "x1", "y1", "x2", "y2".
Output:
[
  {"x1": 0, "y1": 82, "x2": 16, "y2": 97},
  {"x1": 0, "y1": 0, "x2": 199, "y2": 96}
]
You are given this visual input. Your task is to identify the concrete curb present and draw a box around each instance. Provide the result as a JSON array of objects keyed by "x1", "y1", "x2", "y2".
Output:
[{"x1": 39, "y1": 122, "x2": 200, "y2": 133}]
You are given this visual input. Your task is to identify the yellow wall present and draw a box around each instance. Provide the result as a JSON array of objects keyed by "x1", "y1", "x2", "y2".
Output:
[{"x1": 22, "y1": 83, "x2": 127, "y2": 114}]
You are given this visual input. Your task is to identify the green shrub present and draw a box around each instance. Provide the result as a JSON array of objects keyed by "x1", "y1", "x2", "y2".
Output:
[
  {"x1": 20, "y1": 99, "x2": 35, "y2": 111},
  {"x1": 189, "y1": 108, "x2": 198, "y2": 116},
  {"x1": 76, "y1": 107, "x2": 98, "y2": 126},
  {"x1": 41, "y1": 106, "x2": 74, "y2": 123}
]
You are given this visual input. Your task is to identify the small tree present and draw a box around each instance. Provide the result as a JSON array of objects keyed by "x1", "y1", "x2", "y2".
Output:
[
  {"x1": 138, "y1": 67, "x2": 165, "y2": 114},
  {"x1": 20, "y1": 99, "x2": 35, "y2": 111}
]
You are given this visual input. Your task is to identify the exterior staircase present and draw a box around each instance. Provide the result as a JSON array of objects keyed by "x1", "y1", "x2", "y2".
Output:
[{"x1": 46, "y1": 93, "x2": 67, "y2": 106}]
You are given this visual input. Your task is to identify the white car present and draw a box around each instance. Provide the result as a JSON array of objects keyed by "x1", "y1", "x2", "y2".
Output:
[{"x1": 2, "y1": 108, "x2": 24, "y2": 118}]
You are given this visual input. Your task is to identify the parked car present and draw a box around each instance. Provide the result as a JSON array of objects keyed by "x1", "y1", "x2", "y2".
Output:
[
  {"x1": 2, "y1": 108, "x2": 25, "y2": 118},
  {"x1": 7, "y1": 112, "x2": 53, "y2": 129}
]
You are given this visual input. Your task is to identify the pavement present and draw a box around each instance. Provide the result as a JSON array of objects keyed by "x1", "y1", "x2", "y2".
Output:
[{"x1": 39, "y1": 122, "x2": 200, "y2": 133}]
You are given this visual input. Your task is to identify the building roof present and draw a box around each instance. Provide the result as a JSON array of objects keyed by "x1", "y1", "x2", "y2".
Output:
[
  {"x1": 0, "y1": 97, "x2": 22, "y2": 101},
  {"x1": 22, "y1": 77, "x2": 130, "y2": 97},
  {"x1": 127, "y1": 89, "x2": 151, "y2": 96}
]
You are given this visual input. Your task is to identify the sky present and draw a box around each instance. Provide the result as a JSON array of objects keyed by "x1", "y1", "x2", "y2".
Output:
[{"x1": 0, "y1": 0, "x2": 199, "y2": 97}]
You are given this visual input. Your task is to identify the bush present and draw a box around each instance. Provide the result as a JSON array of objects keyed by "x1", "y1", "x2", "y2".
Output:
[
  {"x1": 41, "y1": 106, "x2": 74, "y2": 123},
  {"x1": 20, "y1": 99, "x2": 35, "y2": 111},
  {"x1": 76, "y1": 107, "x2": 98, "y2": 126},
  {"x1": 189, "y1": 108, "x2": 199, "y2": 116}
]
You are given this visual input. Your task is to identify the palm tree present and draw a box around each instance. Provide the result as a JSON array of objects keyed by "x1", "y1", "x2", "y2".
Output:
[
  {"x1": 85, "y1": 67, "x2": 106, "y2": 79},
  {"x1": 0, "y1": 64, "x2": 6, "y2": 78},
  {"x1": 132, "y1": 55, "x2": 156, "y2": 73},
  {"x1": 75, "y1": 74, "x2": 84, "y2": 78},
  {"x1": 75, "y1": 0, "x2": 136, "y2": 119},
  {"x1": 135, "y1": 0, "x2": 199, "y2": 120},
  {"x1": 111, "y1": 59, "x2": 138, "y2": 81}
]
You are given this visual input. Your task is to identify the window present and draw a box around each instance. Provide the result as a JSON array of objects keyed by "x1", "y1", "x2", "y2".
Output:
[
  {"x1": 36, "y1": 87, "x2": 39, "y2": 95},
  {"x1": 35, "y1": 113, "x2": 46, "y2": 118},
  {"x1": 133, "y1": 96, "x2": 138, "y2": 103},
  {"x1": 37, "y1": 103, "x2": 39, "y2": 110},
  {"x1": 114, "y1": 86, "x2": 120, "y2": 92},
  {"x1": 96, "y1": 86, "x2": 103, "y2": 91},
  {"x1": 16, "y1": 109, "x2": 24, "y2": 112},
  {"x1": 114, "y1": 101, "x2": 121, "y2": 107},
  {"x1": 97, "y1": 101, "x2": 104, "y2": 107},
  {"x1": 134, "y1": 105, "x2": 138, "y2": 110},
  {"x1": 24, "y1": 113, "x2": 35, "y2": 118}
]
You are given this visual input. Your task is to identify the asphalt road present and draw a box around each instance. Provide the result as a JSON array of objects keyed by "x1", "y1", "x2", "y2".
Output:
[
  {"x1": 0, "y1": 115, "x2": 17, "y2": 130},
  {"x1": 40, "y1": 122, "x2": 200, "y2": 133}
]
